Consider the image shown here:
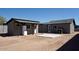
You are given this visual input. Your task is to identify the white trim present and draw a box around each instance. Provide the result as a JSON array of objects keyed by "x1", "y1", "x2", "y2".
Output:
[{"x1": 34, "y1": 25, "x2": 38, "y2": 34}]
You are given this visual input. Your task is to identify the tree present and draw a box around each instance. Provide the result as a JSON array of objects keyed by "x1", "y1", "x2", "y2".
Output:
[{"x1": 0, "y1": 16, "x2": 6, "y2": 25}]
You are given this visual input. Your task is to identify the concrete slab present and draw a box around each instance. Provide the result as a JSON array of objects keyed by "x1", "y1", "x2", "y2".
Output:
[{"x1": 37, "y1": 33, "x2": 62, "y2": 38}]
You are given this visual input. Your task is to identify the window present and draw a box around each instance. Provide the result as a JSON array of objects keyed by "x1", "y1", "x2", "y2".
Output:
[{"x1": 27, "y1": 25, "x2": 30, "y2": 29}]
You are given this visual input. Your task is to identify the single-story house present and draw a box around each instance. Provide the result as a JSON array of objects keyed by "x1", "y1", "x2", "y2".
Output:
[
  {"x1": 6, "y1": 18, "x2": 76, "y2": 36},
  {"x1": 39, "y1": 19, "x2": 76, "y2": 34},
  {"x1": 6, "y1": 18, "x2": 39, "y2": 36},
  {"x1": 75, "y1": 25, "x2": 79, "y2": 31}
]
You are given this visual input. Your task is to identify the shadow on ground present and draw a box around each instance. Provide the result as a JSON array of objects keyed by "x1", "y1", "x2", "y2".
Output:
[
  {"x1": 0, "y1": 34, "x2": 17, "y2": 37},
  {"x1": 57, "y1": 34, "x2": 79, "y2": 51}
]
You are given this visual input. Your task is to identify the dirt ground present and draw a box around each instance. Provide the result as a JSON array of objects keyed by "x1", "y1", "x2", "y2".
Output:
[{"x1": 0, "y1": 32, "x2": 78, "y2": 51}]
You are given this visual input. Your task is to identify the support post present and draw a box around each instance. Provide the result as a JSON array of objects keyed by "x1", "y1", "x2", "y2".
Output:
[{"x1": 34, "y1": 24, "x2": 38, "y2": 34}]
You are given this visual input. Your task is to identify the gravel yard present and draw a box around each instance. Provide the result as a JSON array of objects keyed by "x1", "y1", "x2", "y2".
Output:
[{"x1": 0, "y1": 32, "x2": 78, "y2": 51}]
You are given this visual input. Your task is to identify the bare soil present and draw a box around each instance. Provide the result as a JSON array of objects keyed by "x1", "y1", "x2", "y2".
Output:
[{"x1": 0, "y1": 32, "x2": 78, "y2": 51}]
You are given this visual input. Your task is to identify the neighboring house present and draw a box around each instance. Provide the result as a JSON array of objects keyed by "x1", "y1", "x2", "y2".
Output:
[
  {"x1": 0, "y1": 22, "x2": 8, "y2": 35},
  {"x1": 0, "y1": 25, "x2": 7, "y2": 35},
  {"x1": 75, "y1": 25, "x2": 79, "y2": 31},
  {"x1": 6, "y1": 18, "x2": 39, "y2": 36},
  {"x1": 39, "y1": 19, "x2": 76, "y2": 34}
]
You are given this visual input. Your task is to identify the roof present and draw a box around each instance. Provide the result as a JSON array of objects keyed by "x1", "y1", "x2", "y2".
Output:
[
  {"x1": 6, "y1": 18, "x2": 40, "y2": 24},
  {"x1": 40, "y1": 18, "x2": 76, "y2": 25}
]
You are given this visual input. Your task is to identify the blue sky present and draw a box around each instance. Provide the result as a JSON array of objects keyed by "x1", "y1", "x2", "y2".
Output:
[{"x1": 0, "y1": 8, "x2": 79, "y2": 25}]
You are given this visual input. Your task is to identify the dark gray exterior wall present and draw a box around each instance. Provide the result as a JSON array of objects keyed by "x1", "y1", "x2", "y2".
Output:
[
  {"x1": 38, "y1": 23, "x2": 74, "y2": 34},
  {"x1": 8, "y1": 20, "x2": 16, "y2": 35},
  {"x1": 49, "y1": 23, "x2": 70, "y2": 33},
  {"x1": 38, "y1": 24, "x2": 48, "y2": 33},
  {"x1": 13, "y1": 22, "x2": 22, "y2": 35},
  {"x1": 8, "y1": 21, "x2": 22, "y2": 35}
]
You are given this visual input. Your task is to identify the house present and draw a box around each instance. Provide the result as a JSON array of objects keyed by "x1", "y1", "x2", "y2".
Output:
[
  {"x1": 75, "y1": 25, "x2": 79, "y2": 31},
  {"x1": 6, "y1": 18, "x2": 39, "y2": 36},
  {"x1": 39, "y1": 19, "x2": 76, "y2": 34},
  {"x1": 6, "y1": 18, "x2": 76, "y2": 36}
]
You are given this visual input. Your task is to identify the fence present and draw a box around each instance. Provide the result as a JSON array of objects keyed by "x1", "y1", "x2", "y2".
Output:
[{"x1": 0, "y1": 25, "x2": 8, "y2": 34}]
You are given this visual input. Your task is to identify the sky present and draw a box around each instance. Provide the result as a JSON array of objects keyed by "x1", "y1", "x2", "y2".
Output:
[{"x1": 0, "y1": 8, "x2": 79, "y2": 25}]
